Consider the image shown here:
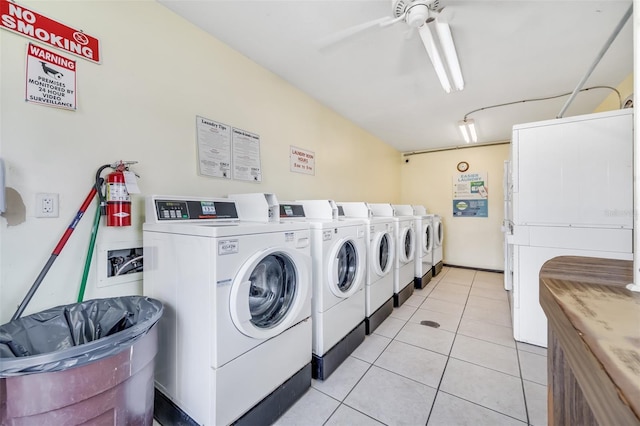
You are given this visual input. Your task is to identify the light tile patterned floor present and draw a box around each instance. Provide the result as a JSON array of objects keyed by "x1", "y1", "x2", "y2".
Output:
[{"x1": 274, "y1": 266, "x2": 548, "y2": 426}]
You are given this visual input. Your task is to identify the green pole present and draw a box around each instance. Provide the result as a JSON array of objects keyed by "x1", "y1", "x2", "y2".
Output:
[{"x1": 77, "y1": 198, "x2": 101, "y2": 302}]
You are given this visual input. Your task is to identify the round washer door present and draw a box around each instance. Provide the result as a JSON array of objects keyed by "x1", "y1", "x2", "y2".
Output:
[
  {"x1": 399, "y1": 227, "x2": 415, "y2": 263},
  {"x1": 328, "y1": 238, "x2": 363, "y2": 298},
  {"x1": 424, "y1": 222, "x2": 433, "y2": 254},
  {"x1": 435, "y1": 220, "x2": 443, "y2": 247},
  {"x1": 372, "y1": 231, "x2": 394, "y2": 277},
  {"x1": 230, "y1": 247, "x2": 310, "y2": 339}
]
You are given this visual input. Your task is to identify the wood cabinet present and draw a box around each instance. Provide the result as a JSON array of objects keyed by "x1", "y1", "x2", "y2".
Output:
[{"x1": 539, "y1": 256, "x2": 640, "y2": 425}]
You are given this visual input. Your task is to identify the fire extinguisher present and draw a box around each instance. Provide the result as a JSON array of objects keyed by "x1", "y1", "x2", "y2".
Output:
[{"x1": 105, "y1": 165, "x2": 131, "y2": 226}]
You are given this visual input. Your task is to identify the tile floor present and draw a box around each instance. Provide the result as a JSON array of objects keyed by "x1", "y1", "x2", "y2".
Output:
[{"x1": 274, "y1": 266, "x2": 548, "y2": 426}]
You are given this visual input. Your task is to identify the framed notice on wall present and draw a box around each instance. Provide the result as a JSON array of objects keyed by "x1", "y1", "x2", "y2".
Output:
[
  {"x1": 196, "y1": 116, "x2": 232, "y2": 179},
  {"x1": 453, "y1": 172, "x2": 488, "y2": 217},
  {"x1": 290, "y1": 146, "x2": 315, "y2": 175},
  {"x1": 195, "y1": 116, "x2": 262, "y2": 182},
  {"x1": 232, "y1": 127, "x2": 262, "y2": 182}
]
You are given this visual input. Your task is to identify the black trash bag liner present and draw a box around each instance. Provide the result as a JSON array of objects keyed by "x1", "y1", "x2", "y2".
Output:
[{"x1": 0, "y1": 296, "x2": 163, "y2": 376}]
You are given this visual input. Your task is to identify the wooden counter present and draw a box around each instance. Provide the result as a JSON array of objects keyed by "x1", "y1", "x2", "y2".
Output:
[{"x1": 539, "y1": 256, "x2": 640, "y2": 426}]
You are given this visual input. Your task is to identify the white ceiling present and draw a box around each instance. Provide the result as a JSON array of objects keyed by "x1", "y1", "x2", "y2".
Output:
[{"x1": 158, "y1": 0, "x2": 633, "y2": 152}]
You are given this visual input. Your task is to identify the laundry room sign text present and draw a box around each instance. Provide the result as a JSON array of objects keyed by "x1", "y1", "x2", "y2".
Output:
[
  {"x1": 1, "y1": 0, "x2": 101, "y2": 63},
  {"x1": 290, "y1": 146, "x2": 315, "y2": 175},
  {"x1": 195, "y1": 115, "x2": 263, "y2": 183},
  {"x1": 232, "y1": 128, "x2": 262, "y2": 182},
  {"x1": 453, "y1": 172, "x2": 488, "y2": 217},
  {"x1": 196, "y1": 116, "x2": 232, "y2": 179},
  {"x1": 25, "y1": 43, "x2": 76, "y2": 110}
]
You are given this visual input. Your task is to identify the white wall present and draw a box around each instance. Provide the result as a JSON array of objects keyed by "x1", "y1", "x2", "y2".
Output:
[
  {"x1": 400, "y1": 144, "x2": 510, "y2": 270},
  {"x1": 0, "y1": 0, "x2": 401, "y2": 323}
]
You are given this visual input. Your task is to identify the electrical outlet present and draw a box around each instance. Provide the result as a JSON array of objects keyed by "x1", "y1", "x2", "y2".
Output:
[{"x1": 36, "y1": 193, "x2": 59, "y2": 218}]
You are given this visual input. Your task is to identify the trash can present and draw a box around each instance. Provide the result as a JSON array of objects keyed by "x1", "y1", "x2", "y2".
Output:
[{"x1": 0, "y1": 296, "x2": 163, "y2": 425}]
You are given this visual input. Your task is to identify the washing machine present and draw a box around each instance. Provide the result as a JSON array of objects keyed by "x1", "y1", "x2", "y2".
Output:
[
  {"x1": 143, "y1": 195, "x2": 312, "y2": 426},
  {"x1": 410, "y1": 205, "x2": 434, "y2": 288},
  {"x1": 338, "y1": 202, "x2": 395, "y2": 334},
  {"x1": 393, "y1": 204, "x2": 433, "y2": 289},
  {"x1": 367, "y1": 203, "x2": 415, "y2": 307},
  {"x1": 432, "y1": 214, "x2": 444, "y2": 276},
  {"x1": 288, "y1": 199, "x2": 367, "y2": 380}
]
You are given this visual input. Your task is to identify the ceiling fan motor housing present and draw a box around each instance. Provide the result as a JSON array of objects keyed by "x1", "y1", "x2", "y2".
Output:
[{"x1": 393, "y1": 0, "x2": 440, "y2": 26}]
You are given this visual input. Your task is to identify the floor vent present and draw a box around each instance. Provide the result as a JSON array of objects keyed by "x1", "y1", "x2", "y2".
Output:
[{"x1": 420, "y1": 320, "x2": 440, "y2": 328}]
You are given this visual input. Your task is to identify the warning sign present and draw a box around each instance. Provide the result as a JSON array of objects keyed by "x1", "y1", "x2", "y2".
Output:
[{"x1": 25, "y1": 43, "x2": 76, "y2": 110}]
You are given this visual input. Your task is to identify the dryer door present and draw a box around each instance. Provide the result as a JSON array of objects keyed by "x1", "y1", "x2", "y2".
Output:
[
  {"x1": 399, "y1": 227, "x2": 415, "y2": 263},
  {"x1": 328, "y1": 238, "x2": 363, "y2": 298},
  {"x1": 372, "y1": 231, "x2": 394, "y2": 277},
  {"x1": 230, "y1": 247, "x2": 310, "y2": 339}
]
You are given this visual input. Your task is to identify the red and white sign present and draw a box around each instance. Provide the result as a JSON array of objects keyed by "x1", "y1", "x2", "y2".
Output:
[
  {"x1": 25, "y1": 43, "x2": 76, "y2": 110},
  {"x1": 1, "y1": 0, "x2": 100, "y2": 63},
  {"x1": 290, "y1": 146, "x2": 315, "y2": 175}
]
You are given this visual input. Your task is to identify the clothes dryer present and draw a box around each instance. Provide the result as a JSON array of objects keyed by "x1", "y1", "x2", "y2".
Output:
[
  {"x1": 432, "y1": 214, "x2": 444, "y2": 276},
  {"x1": 143, "y1": 195, "x2": 312, "y2": 426},
  {"x1": 338, "y1": 202, "x2": 395, "y2": 334},
  {"x1": 368, "y1": 203, "x2": 416, "y2": 307},
  {"x1": 290, "y1": 199, "x2": 367, "y2": 380}
]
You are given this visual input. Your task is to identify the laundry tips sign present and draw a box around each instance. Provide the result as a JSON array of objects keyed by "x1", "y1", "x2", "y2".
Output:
[{"x1": 453, "y1": 172, "x2": 488, "y2": 217}]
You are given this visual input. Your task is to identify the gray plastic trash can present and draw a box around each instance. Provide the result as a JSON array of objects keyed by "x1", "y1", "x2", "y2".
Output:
[{"x1": 0, "y1": 296, "x2": 163, "y2": 425}]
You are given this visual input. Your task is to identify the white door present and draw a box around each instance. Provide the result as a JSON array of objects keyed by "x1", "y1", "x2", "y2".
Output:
[
  {"x1": 423, "y1": 222, "x2": 433, "y2": 256},
  {"x1": 372, "y1": 231, "x2": 394, "y2": 278},
  {"x1": 328, "y1": 238, "x2": 362, "y2": 298},
  {"x1": 399, "y1": 227, "x2": 415, "y2": 263},
  {"x1": 230, "y1": 247, "x2": 309, "y2": 339},
  {"x1": 435, "y1": 220, "x2": 443, "y2": 248}
]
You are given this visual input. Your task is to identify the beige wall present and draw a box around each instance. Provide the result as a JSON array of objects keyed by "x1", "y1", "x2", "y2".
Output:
[
  {"x1": 400, "y1": 144, "x2": 510, "y2": 270},
  {"x1": 594, "y1": 73, "x2": 633, "y2": 112},
  {"x1": 0, "y1": 0, "x2": 400, "y2": 323}
]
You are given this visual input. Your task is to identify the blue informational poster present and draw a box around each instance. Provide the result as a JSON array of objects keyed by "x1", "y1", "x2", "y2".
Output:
[
  {"x1": 453, "y1": 199, "x2": 488, "y2": 217},
  {"x1": 453, "y1": 172, "x2": 488, "y2": 217}
]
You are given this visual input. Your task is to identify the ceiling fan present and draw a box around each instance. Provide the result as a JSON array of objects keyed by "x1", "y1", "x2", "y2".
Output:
[{"x1": 318, "y1": 0, "x2": 463, "y2": 93}]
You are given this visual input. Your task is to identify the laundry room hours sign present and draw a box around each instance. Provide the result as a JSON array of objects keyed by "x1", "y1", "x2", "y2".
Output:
[
  {"x1": 453, "y1": 172, "x2": 488, "y2": 217},
  {"x1": 290, "y1": 146, "x2": 315, "y2": 175}
]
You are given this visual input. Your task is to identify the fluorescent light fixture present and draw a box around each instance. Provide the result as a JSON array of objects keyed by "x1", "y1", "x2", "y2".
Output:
[
  {"x1": 435, "y1": 22, "x2": 464, "y2": 91},
  {"x1": 458, "y1": 119, "x2": 477, "y2": 143},
  {"x1": 418, "y1": 24, "x2": 452, "y2": 93}
]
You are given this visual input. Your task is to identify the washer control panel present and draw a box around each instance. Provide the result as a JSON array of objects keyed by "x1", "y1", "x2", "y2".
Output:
[{"x1": 147, "y1": 196, "x2": 239, "y2": 222}]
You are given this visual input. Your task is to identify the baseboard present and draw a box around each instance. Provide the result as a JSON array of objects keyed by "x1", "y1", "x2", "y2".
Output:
[{"x1": 443, "y1": 263, "x2": 504, "y2": 274}]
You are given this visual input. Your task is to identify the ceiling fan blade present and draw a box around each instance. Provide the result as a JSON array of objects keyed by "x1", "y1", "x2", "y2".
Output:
[
  {"x1": 404, "y1": 26, "x2": 417, "y2": 40},
  {"x1": 435, "y1": 6, "x2": 455, "y2": 24},
  {"x1": 316, "y1": 16, "x2": 395, "y2": 49},
  {"x1": 435, "y1": 21, "x2": 464, "y2": 90},
  {"x1": 417, "y1": 24, "x2": 451, "y2": 93}
]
